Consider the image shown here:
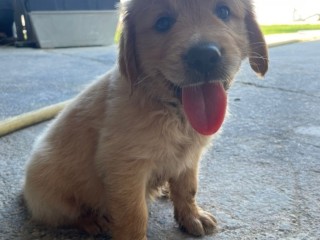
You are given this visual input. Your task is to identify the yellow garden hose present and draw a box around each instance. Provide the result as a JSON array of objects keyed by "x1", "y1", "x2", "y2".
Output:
[{"x1": 0, "y1": 100, "x2": 71, "y2": 137}]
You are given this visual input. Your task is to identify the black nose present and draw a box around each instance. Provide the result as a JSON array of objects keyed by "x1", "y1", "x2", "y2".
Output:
[{"x1": 185, "y1": 43, "x2": 221, "y2": 75}]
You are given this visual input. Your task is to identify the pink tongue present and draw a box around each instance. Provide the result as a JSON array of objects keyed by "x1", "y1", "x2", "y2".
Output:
[{"x1": 182, "y1": 82, "x2": 227, "y2": 135}]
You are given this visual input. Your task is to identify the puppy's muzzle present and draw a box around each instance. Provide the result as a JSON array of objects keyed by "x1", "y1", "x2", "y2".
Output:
[{"x1": 184, "y1": 42, "x2": 222, "y2": 80}]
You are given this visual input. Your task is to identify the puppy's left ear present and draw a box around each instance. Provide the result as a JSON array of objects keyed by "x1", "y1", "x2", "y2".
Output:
[
  {"x1": 118, "y1": 11, "x2": 140, "y2": 85},
  {"x1": 245, "y1": 11, "x2": 269, "y2": 76}
]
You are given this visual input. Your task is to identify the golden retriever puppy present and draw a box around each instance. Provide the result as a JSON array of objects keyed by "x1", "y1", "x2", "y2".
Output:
[{"x1": 23, "y1": 0, "x2": 268, "y2": 239}]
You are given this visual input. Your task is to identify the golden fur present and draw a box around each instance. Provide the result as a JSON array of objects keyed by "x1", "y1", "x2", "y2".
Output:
[{"x1": 23, "y1": 0, "x2": 268, "y2": 239}]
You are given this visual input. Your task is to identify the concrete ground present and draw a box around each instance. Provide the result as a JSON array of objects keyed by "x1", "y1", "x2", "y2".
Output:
[{"x1": 0, "y1": 36, "x2": 320, "y2": 239}]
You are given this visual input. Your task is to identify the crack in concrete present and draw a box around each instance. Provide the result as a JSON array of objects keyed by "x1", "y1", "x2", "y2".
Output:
[
  {"x1": 237, "y1": 81, "x2": 320, "y2": 99},
  {"x1": 306, "y1": 143, "x2": 320, "y2": 149},
  {"x1": 299, "y1": 140, "x2": 320, "y2": 149},
  {"x1": 220, "y1": 225, "x2": 246, "y2": 232},
  {"x1": 292, "y1": 169, "x2": 303, "y2": 232},
  {"x1": 43, "y1": 50, "x2": 111, "y2": 66}
]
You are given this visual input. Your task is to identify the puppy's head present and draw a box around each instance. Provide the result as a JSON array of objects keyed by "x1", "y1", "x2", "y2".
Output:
[
  {"x1": 119, "y1": 0, "x2": 268, "y2": 135},
  {"x1": 119, "y1": 0, "x2": 268, "y2": 87}
]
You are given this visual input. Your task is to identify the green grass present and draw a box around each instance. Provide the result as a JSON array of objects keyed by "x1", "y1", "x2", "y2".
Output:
[
  {"x1": 261, "y1": 24, "x2": 320, "y2": 35},
  {"x1": 114, "y1": 26, "x2": 121, "y2": 43}
]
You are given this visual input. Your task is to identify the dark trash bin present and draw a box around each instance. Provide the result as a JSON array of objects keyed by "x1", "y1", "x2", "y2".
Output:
[{"x1": 0, "y1": 0, "x2": 14, "y2": 39}]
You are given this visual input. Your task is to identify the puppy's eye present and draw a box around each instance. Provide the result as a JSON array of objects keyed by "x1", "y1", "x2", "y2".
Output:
[
  {"x1": 154, "y1": 16, "x2": 175, "y2": 33},
  {"x1": 216, "y1": 5, "x2": 231, "y2": 20}
]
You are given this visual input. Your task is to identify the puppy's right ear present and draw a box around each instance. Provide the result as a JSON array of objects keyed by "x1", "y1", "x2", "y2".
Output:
[
  {"x1": 245, "y1": 10, "x2": 269, "y2": 77},
  {"x1": 118, "y1": 10, "x2": 140, "y2": 85}
]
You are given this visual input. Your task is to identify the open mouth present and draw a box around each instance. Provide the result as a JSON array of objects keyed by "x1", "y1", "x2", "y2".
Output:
[
  {"x1": 182, "y1": 81, "x2": 227, "y2": 136},
  {"x1": 168, "y1": 71, "x2": 228, "y2": 136},
  {"x1": 168, "y1": 80, "x2": 227, "y2": 136}
]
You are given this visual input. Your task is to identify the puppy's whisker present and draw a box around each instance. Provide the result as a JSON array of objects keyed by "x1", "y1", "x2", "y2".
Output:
[
  {"x1": 249, "y1": 41, "x2": 268, "y2": 45},
  {"x1": 134, "y1": 74, "x2": 151, "y2": 87},
  {"x1": 249, "y1": 52, "x2": 269, "y2": 61},
  {"x1": 241, "y1": 48, "x2": 268, "y2": 61}
]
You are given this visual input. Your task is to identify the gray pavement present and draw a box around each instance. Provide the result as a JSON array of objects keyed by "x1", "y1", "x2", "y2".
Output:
[
  {"x1": 1, "y1": 40, "x2": 320, "y2": 239},
  {"x1": 0, "y1": 45, "x2": 117, "y2": 120}
]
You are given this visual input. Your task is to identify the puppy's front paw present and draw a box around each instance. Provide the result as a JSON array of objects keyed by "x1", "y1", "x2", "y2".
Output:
[
  {"x1": 176, "y1": 208, "x2": 217, "y2": 236},
  {"x1": 76, "y1": 215, "x2": 110, "y2": 235}
]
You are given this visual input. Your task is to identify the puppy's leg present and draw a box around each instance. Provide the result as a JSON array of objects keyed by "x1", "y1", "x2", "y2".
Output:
[
  {"x1": 102, "y1": 160, "x2": 149, "y2": 240},
  {"x1": 107, "y1": 181, "x2": 148, "y2": 240},
  {"x1": 170, "y1": 166, "x2": 217, "y2": 236},
  {"x1": 24, "y1": 184, "x2": 81, "y2": 227}
]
